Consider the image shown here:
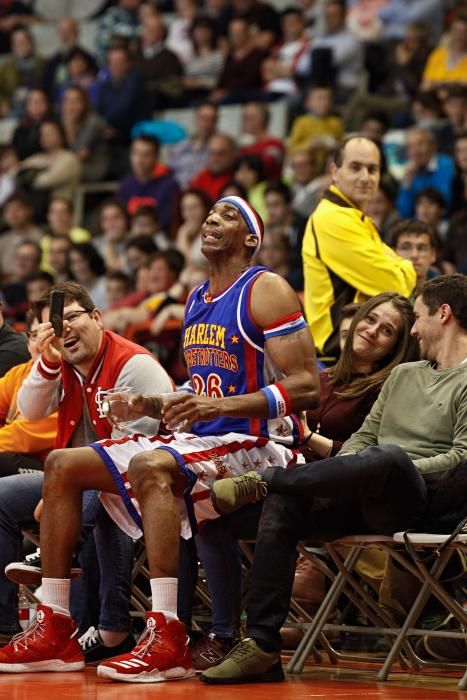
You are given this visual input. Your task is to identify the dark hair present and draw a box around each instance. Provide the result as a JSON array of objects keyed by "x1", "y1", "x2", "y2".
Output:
[
  {"x1": 16, "y1": 239, "x2": 42, "y2": 262},
  {"x1": 132, "y1": 205, "x2": 159, "y2": 224},
  {"x1": 219, "y1": 181, "x2": 248, "y2": 199},
  {"x1": 12, "y1": 26, "x2": 34, "y2": 42},
  {"x1": 452, "y1": 8, "x2": 467, "y2": 25},
  {"x1": 415, "y1": 187, "x2": 446, "y2": 210},
  {"x1": 106, "y1": 270, "x2": 130, "y2": 288},
  {"x1": 360, "y1": 110, "x2": 390, "y2": 132},
  {"x1": 154, "y1": 249, "x2": 185, "y2": 277},
  {"x1": 66, "y1": 47, "x2": 98, "y2": 75},
  {"x1": 190, "y1": 15, "x2": 217, "y2": 51},
  {"x1": 328, "y1": 292, "x2": 420, "y2": 398},
  {"x1": 49, "y1": 233, "x2": 72, "y2": 246},
  {"x1": 180, "y1": 187, "x2": 213, "y2": 217},
  {"x1": 31, "y1": 281, "x2": 96, "y2": 322},
  {"x1": 4, "y1": 191, "x2": 33, "y2": 209},
  {"x1": 196, "y1": 100, "x2": 218, "y2": 114},
  {"x1": 390, "y1": 219, "x2": 440, "y2": 249},
  {"x1": 40, "y1": 119, "x2": 67, "y2": 146},
  {"x1": 125, "y1": 235, "x2": 158, "y2": 254},
  {"x1": 243, "y1": 101, "x2": 270, "y2": 128},
  {"x1": 107, "y1": 43, "x2": 132, "y2": 59},
  {"x1": 25, "y1": 307, "x2": 38, "y2": 333},
  {"x1": 338, "y1": 302, "x2": 362, "y2": 324},
  {"x1": 132, "y1": 134, "x2": 160, "y2": 154},
  {"x1": 413, "y1": 90, "x2": 442, "y2": 115},
  {"x1": 378, "y1": 173, "x2": 398, "y2": 203},
  {"x1": 444, "y1": 85, "x2": 467, "y2": 102},
  {"x1": 25, "y1": 88, "x2": 52, "y2": 120},
  {"x1": 306, "y1": 83, "x2": 333, "y2": 97},
  {"x1": 62, "y1": 84, "x2": 92, "y2": 121},
  {"x1": 49, "y1": 196, "x2": 74, "y2": 215},
  {"x1": 416, "y1": 274, "x2": 467, "y2": 332},
  {"x1": 235, "y1": 153, "x2": 266, "y2": 183},
  {"x1": 264, "y1": 182, "x2": 292, "y2": 204},
  {"x1": 281, "y1": 6, "x2": 304, "y2": 19},
  {"x1": 70, "y1": 243, "x2": 106, "y2": 277},
  {"x1": 99, "y1": 198, "x2": 130, "y2": 230},
  {"x1": 332, "y1": 136, "x2": 381, "y2": 169},
  {"x1": 25, "y1": 271, "x2": 55, "y2": 286}
]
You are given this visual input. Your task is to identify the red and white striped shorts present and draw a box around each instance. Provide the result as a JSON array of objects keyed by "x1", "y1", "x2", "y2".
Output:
[{"x1": 92, "y1": 431, "x2": 303, "y2": 539}]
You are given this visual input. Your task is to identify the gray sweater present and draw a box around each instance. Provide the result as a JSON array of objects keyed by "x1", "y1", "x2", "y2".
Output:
[{"x1": 339, "y1": 360, "x2": 467, "y2": 482}]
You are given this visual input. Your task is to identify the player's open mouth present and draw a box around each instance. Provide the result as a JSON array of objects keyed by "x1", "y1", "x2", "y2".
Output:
[
  {"x1": 64, "y1": 337, "x2": 79, "y2": 349},
  {"x1": 203, "y1": 229, "x2": 222, "y2": 241}
]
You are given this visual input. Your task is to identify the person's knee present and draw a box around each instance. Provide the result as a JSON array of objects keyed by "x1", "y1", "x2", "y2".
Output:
[
  {"x1": 43, "y1": 449, "x2": 78, "y2": 489},
  {"x1": 128, "y1": 451, "x2": 173, "y2": 495},
  {"x1": 259, "y1": 493, "x2": 303, "y2": 538}
]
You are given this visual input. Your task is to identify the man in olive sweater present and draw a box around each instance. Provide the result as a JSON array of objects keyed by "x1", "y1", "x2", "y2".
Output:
[{"x1": 203, "y1": 273, "x2": 467, "y2": 684}]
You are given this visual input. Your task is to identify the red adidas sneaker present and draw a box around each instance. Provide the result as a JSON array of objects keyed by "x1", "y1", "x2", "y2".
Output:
[
  {"x1": 97, "y1": 612, "x2": 196, "y2": 683},
  {"x1": 0, "y1": 604, "x2": 84, "y2": 673}
]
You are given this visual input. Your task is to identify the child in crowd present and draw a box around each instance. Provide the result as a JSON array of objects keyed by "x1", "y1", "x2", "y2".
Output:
[{"x1": 288, "y1": 84, "x2": 344, "y2": 172}]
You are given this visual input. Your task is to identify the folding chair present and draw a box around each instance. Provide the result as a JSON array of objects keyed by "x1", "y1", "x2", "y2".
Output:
[
  {"x1": 287, "y1": 534, "x2": 415, "y2": 674},
  {"x1": 378, "y1": 526, "x2": 467, "y2": 691}
]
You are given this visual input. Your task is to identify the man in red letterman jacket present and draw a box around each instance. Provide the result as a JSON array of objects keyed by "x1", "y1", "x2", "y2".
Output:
[{"x1": 0, "y1": 282, "x2": 173, "y2": 661}]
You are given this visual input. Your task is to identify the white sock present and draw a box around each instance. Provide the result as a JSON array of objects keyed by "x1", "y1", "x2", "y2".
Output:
[
  {"x1": 41, "y1": 578, "x2": 70, "y2": 615},
  {"x1": 150, "y1": 578, "x2": 178, "y2": 620}
]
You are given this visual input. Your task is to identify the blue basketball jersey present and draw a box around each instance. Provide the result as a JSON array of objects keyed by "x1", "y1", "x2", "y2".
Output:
[{"x1": 183, "y1": 266, "x2": 302, "y2": 446}]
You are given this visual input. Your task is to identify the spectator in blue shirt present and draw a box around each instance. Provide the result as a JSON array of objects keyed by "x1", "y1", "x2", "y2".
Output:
[{"x1": 396, "y1": 127, "x2": 456, "y2": 218}]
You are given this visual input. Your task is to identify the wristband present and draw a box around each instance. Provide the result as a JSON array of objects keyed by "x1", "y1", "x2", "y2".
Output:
[{"x1": 260, "y1": 382, "x2": 291, "y2": 418}]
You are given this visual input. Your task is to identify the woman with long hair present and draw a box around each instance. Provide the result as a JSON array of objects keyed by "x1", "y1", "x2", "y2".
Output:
[
  {"x1": 69, "y1": 242, "x2": 107, "y2": 309},
  {"x1": 303, "y1": 291, "x2": 419, "y2": 459},
  {"x1": 183, "y1": 16, "x2": 225, "y2": 105},
  {"x1": 60, "y1": 85, "x2": 109, "y2": 182}
]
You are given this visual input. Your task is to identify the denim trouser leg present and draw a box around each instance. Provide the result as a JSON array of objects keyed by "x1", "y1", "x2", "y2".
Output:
[
  {"x1": 0, "y1": 473, "x2": 44, "y2": 633},
  {"x1": 83, "y1": 491, "x2": 134, "y2": 633},
  {"x1": 195, "y1": 504, "x2": 262, "y2": 638},
  {"x1": 247, "y1": 446, "x2": 428, "y2": 650},
  {"x1": 195, "y1": 521, "x2": 243, "y2": 638}
]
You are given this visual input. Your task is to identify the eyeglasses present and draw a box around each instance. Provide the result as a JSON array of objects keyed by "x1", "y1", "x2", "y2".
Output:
[
  {"x1": 63, "y1": 309, "x2": 91, "y2": 325},
  {"x1": 26, "y1": 310, "x2": 92, "y2": 339}
]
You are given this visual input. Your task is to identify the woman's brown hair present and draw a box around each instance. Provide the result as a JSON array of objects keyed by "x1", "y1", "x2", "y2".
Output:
[{"x1": 328, "y1": 292, "x2": 420, "y2": 398}]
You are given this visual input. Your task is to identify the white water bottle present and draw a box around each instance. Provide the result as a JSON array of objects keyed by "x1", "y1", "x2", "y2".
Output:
[{"x1": 18, "y1": 585, "x2": 30, "y2": 630}]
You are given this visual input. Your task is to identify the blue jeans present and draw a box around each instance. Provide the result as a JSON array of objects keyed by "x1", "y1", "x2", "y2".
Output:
[
  {"x1": 195, "y1": 505, "x2": 261, "y2": 638},
  {"x1": 0, "y1": 474, "x2": 133, "y2": 634}
]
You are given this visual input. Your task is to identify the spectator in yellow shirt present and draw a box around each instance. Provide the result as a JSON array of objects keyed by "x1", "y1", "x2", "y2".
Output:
[
  {"x1": 422, "y1": 9, "x2": 467, "y2": 89},
  {"x1": 289, "y1": 84, "x2": 344, "y2": 173},
  {"x1": 0, "y1": 309, "x2": 57, "y2": 477}
]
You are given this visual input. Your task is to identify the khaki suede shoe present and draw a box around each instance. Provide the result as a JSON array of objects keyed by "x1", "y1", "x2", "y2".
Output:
[
  {"x1": 211, "y1": 472, "x2": 268, "y2": 514},
  {"x1": 199, "y1": 637, "x2": 284, "y2": 684}
]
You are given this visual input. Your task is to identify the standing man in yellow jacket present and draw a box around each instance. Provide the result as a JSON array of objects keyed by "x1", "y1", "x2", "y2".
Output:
[
  {"x1": 0, "y1": 309, "x2": 57, "y2": 476},
  {"x1": 302, "y1": 136, "x2": 417, "y2": 357}
]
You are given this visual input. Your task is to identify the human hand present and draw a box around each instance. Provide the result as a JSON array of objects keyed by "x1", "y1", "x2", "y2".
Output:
[
  {"x1": 35, "y1": 321, "x2": 67, "y2": 364},
  {"x1": 103, "y1": 390, "x2": 163, "y2": 427},
  {"x1": 161, "y1": 392, "x2": 222, "y2": 431}
]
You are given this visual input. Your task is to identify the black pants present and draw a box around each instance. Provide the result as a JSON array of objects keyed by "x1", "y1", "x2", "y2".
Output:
[
  {"x1": 246, "y1": 445, "x2": 428, "y2": 650},
  {"x1": 0, "y1": 453, "x2": 43, "y2": 477}
]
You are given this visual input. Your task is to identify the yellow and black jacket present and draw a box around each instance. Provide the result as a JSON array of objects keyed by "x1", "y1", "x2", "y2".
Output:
[{"x1": 302, "y1": 185, "x2": 416, "y2": 356}]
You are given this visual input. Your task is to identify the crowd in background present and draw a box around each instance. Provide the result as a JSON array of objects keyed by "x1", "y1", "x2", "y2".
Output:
[
  {"x1": 0, "y1": 0, "x2": 465, "y2": 671},
  {"x1": 0, "y1": 0, "x2": 465, "y2": 375}
]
